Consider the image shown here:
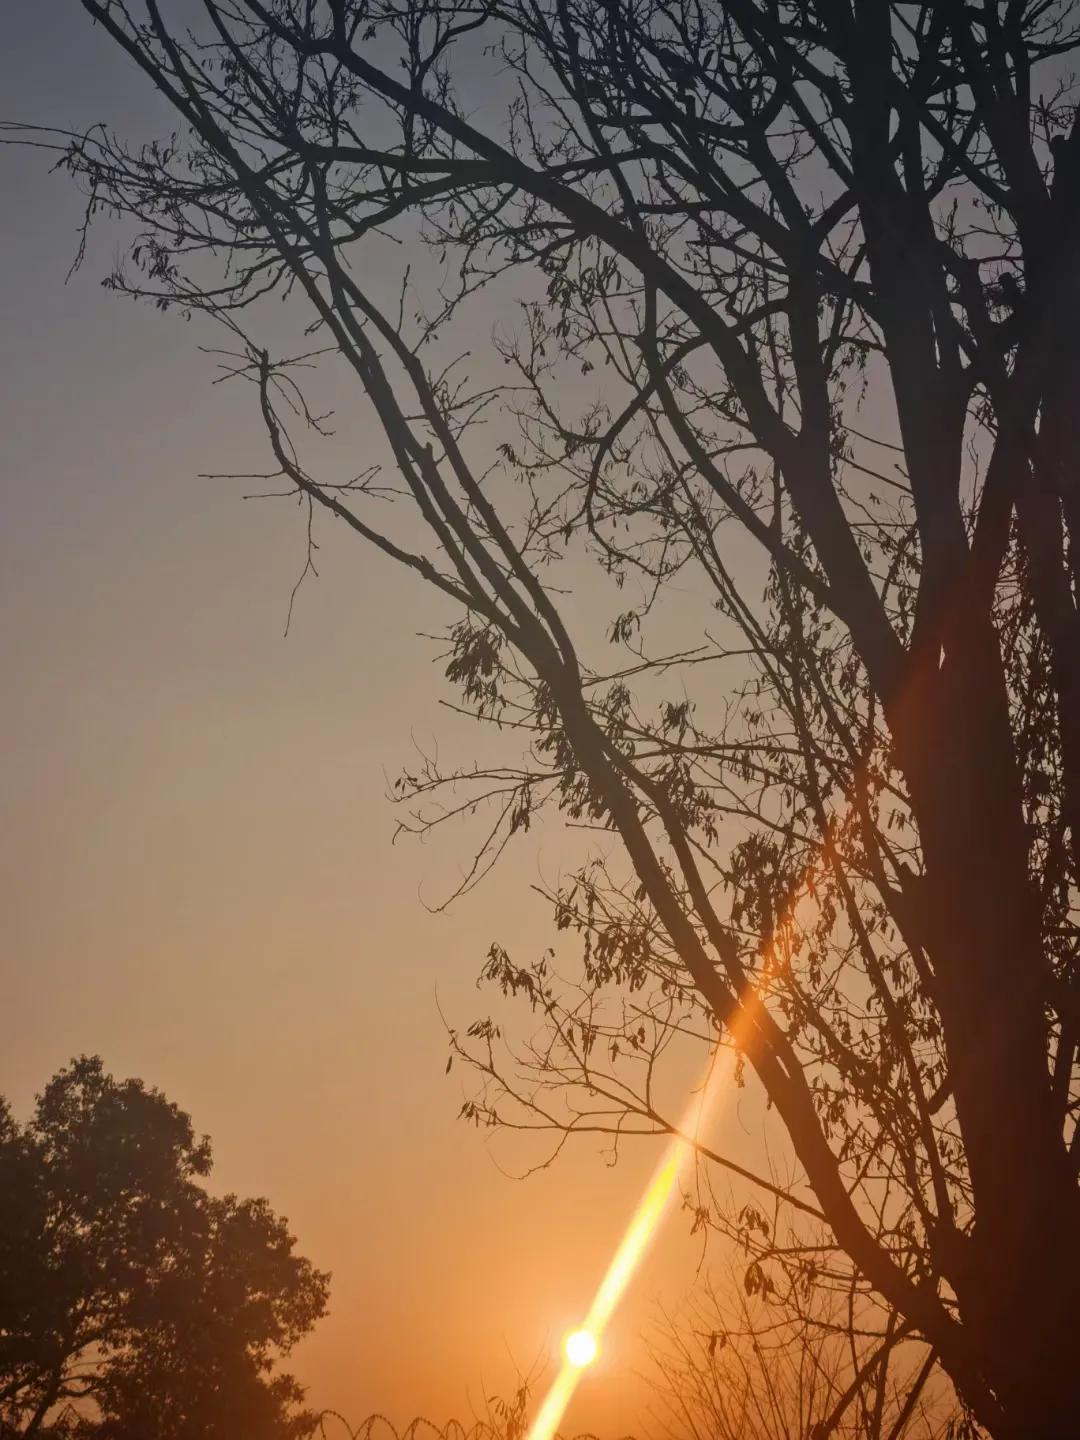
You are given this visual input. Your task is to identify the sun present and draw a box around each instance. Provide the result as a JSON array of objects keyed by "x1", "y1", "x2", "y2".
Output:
[{"x1": 564, "y1": 1328, "x2": 598, "y2": 1369}]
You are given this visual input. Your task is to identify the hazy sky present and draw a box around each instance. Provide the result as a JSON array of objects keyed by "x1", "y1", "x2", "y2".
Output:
[{"x1": 0, "y1": 7, "x2": 767, "y2": 1431}]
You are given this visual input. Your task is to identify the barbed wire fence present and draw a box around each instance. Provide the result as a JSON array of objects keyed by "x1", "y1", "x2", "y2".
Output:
[{"x1": 314, "y1": 1416, "x2": 609, "y2": 1440}]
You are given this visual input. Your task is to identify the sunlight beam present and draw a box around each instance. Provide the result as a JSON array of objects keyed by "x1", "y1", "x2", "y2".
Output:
[{"x1": 526, "y1": 1047, "x2": 736, "y2": 1440}]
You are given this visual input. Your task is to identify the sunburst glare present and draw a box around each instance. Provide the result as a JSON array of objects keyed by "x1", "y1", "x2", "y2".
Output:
[{"x1": 564, "y1": 1330, "x2": 598, "y2": 1368}]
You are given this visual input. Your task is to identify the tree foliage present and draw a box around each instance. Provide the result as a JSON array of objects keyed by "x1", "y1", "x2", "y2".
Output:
[
  {"x1": 0, "y1": 1057, "x2": 328, "y2": 1439},
  {"x1": 19, "y1": 1, "x2": 1080, "y2": 1434}
]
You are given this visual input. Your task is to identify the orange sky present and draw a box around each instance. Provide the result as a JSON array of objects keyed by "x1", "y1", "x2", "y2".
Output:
[{"x1": 0, "y1": 11, "x2": 783, "y2": 1433}]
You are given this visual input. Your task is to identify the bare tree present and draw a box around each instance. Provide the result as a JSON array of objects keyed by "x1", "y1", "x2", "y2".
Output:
[
  {"x1": 17, "y1": 1, "x2": 1080, "y2": 1433},
  {"x1": 649, "y1": 1273, "x2": 966, "y2": 1440}
]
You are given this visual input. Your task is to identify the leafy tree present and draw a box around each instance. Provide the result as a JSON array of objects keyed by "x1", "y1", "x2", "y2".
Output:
[
  {"x1": 19, "y1": 1, "x2": 1080, "y2": 1434},
  {"x1": 0, "y1": 1057, "x2": 328, "y2": 1439}
]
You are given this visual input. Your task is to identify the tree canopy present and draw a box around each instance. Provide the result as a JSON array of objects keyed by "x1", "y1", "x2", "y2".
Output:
[
  {"x1": 20, "y1": 1, "x2": 1080, "y2": 1434},
  {"x1": 0, "y1": 1057, "x2": 328, "y2": 1439}
]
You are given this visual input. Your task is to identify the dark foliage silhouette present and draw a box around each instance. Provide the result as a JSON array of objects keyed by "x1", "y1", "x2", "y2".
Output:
[{"x1": 0, "y1": 1057, "x2": 328, "y2": 1439}]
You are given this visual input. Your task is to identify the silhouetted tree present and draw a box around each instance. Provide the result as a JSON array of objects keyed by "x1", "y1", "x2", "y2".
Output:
[
  {"x1": 19, "y1": 2, "x2": 1080, "y2": 1434},
  {"x1": 0, "y1": 1057, "x2": 328, "y2": 1439}
]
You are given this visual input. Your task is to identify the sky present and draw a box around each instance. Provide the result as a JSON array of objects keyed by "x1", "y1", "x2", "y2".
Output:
[{"x1": 0, "y1": 6, "x2": 779, "y2": 1433}]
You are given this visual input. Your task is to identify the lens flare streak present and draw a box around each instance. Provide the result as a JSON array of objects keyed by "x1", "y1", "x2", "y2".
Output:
[{"x1": 526, "y1": 1049, "x2": 735, "y2": 1440}]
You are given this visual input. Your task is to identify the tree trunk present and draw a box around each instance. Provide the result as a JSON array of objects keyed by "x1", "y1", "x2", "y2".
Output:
[{"x1": 895, "y1": 622, "x2": 1080, "y2": 1436}]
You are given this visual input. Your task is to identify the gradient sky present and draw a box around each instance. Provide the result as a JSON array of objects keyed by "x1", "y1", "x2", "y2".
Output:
[{"x1": 0, "y1": 8, "x2": 769, "y2": 1432}]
